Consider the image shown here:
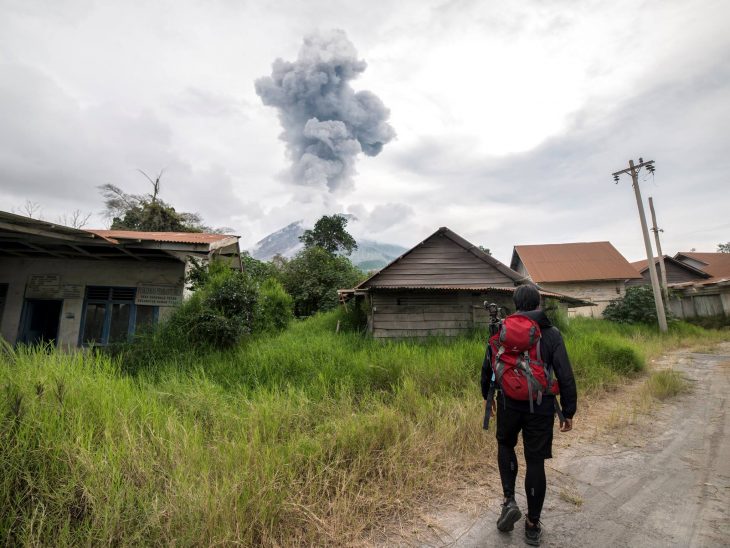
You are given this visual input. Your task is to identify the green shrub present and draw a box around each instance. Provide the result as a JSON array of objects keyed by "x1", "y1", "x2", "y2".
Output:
[
  {"x1": 603, "y1": 286, "x2": 672, "y2": 325},
  {"x1": 254, "y1": 278, "x2": 293, "y2": 333},
  {"x1": 176, "y1": 271, "x2": 258, "y2": 349},
  {"x1": 205, "y1": 272, "x2": 258, "y2": 321},
  {"x1": 279, "y1": 246, "x2": 364, "y2": 317},
  {"x1": 185, "y1": 256, "x2": 231, "y2": 291}
]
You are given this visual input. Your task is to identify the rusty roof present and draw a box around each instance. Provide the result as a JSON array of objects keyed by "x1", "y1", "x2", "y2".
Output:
[
  {"x1": 88, "y1": 230, "x2": 237, "y2": 245},
  {"x1": 512, "y1": 242, "x2": 642, "y2": 282},
  {"x1": 674, "y1": 252, "x2": 730, "y2": 282}
]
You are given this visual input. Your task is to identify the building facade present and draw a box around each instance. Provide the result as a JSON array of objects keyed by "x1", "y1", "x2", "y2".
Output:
[
  {"x1": 511, "y1": 241, "x2": 642, "y2": 317},
  {"x1": 0, "y1": 211, "x2": 240, "y2": 348}
]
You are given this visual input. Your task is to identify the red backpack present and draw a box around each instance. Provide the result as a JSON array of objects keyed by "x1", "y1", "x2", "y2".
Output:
[{"x1": 489, "y1": 314, "x2": 559, "y2": 412}]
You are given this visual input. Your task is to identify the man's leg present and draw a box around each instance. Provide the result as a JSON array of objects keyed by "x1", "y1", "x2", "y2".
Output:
[
  {"x1": 495, "y1": 406, "x2": 523, "y2": 532},
  {"x1": 495, "y1": 407, "x2": 520, "y2": 500},
  {"x1": 524, "y1": 457, "x2": 547, "y2": 522},
  {"x1": 521, "y1": 411, "x2": 554, "y2": 544},
  {"x1": 497, "y1": 444, "x2": 518, "y2": 498}
]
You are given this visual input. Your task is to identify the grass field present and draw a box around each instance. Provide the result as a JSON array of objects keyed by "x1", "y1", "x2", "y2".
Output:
[{"x1": 1, "y1": 312, "x2": 726, "y2": 545}]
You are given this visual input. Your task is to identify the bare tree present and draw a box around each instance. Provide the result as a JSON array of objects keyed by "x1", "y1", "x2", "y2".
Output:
[
  {"x1": 58, "y1": 209, "x2": 92, "y2": 229},
  {"x1": 14, "y1": 200, "x2": 42, "y2": 219},
  {"x1": 137, "y1": 169, "x2": 164, "y2": 204}
]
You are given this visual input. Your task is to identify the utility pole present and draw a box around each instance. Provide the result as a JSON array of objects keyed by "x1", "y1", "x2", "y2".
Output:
[
  {"x1": 648, "y1": 197, "x2": 668, "y2": 300},
  {"x1": 612, "y1": 158, "x2": 668, "y2": 332}
]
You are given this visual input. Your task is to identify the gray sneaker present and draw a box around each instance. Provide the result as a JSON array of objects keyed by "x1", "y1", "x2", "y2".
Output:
[
  {"x1": 496, "y1": 499, "x2": 522, "y2": 532},
  {"x1": 524, "y1": 519, "x2": 542, "y2": 546}
]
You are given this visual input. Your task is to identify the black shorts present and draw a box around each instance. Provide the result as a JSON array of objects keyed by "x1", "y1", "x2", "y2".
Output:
[{"x1": 496, "y1": 406, "x2": 555, "y2": 460}]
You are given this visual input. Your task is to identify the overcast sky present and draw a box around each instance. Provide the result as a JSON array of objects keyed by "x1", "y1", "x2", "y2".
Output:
[{"x1": 1, "y1": 0, "x2": 728, "y2": 264}]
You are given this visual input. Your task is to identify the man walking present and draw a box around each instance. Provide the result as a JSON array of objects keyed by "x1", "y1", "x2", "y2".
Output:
[{"x1": 481, "y1": 284, "x2": 577, "y2": 546}]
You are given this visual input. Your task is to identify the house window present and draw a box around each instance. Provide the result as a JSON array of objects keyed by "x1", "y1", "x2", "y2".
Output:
[{"x1": 80, "y1": 286, "x2": 158, "y2": 345}]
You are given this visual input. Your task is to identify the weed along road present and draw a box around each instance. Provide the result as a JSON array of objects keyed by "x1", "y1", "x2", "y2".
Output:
[{"x1": 450, "y1": 345, "x2": 730, "y2": 548}]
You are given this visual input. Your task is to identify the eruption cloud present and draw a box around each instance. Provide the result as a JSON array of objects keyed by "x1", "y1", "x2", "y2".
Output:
[{"x1": 255, "y1": 29, "x2": 395, "y2": 191}]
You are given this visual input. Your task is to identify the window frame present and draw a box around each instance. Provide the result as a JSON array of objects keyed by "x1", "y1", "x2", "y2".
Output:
[{"x1": 78, "y1": 286, "x2": 159, "y2": 346}]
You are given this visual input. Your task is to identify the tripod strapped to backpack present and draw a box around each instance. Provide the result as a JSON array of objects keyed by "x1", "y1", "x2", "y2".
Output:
[{"x1": 482, "y1": 302, "x2": 502, "y2": 430}]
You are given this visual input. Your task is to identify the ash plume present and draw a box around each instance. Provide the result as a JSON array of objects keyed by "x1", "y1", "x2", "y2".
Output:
[{"x1": 255, "y1": 29, "x2": 395, "y2": 191}]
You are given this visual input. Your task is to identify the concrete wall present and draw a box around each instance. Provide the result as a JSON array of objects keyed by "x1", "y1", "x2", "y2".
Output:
[
  {"x1": 539, "y1": 280, "x2": 624, "y2": 318},
  {"x1": 669, "y1": 290, "x2": 730, "y2": 319},
  {"x1": 0, "y1": 257, "x2": 185, "y2": 348}
]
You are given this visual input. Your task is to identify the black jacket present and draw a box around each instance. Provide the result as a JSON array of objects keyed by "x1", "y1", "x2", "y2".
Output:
[{"x1": 480, "y1": 310, "x2": 577, "y2": 419}]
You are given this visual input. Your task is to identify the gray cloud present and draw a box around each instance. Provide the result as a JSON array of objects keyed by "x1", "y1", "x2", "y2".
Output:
[
  {"x1": 255, "y1": 29, "x2": 395, "y2": 191},
  {"x1": 388, "y1": 56, "x2": 730, "y2": 261},
  {"x1": 0, "y1": 63, "x2": 246, "y2": 231}
]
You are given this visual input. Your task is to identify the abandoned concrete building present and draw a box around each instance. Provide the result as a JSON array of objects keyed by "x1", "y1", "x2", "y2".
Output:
[{"x1": 0, "y1": 211, "x2": 240, "y2": 348}]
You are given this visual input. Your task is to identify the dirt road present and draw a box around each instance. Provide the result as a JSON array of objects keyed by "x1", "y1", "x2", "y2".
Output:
[{"x1": 429, "y1": 345, "x2": 730, "y2": 547}]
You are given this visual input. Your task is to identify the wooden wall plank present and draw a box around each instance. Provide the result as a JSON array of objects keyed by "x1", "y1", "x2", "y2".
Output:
[
  {"x1": 375, "y1": 320, "x2": 473, "y2": 329},
  {"x1": 372, "y1": 305, "x2": 467, "y2": 314},
  {"x1": 369, "y1": 232, "x2": 514, "y2": 288},
  {"x1": 374, "y1": 328, "x2": 467, "y2": 338}
]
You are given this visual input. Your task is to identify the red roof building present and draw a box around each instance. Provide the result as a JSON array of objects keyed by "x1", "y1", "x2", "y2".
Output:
[
  {"x1": 674, "y1": 252, "x2": 730, "y2": 283},
  {"x1": 511, "y1": 241, "x2": 640, "y2": 318}
]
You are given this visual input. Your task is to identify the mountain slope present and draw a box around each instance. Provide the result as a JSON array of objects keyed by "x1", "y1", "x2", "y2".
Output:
[{"x1": 250, "y1": 222, "x2": 406, "y2": 271}]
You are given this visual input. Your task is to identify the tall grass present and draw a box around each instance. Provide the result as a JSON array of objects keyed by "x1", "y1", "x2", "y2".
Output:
[
  {"x1": 0, "y1": 313, "x2": 726, "y2": 545},
  {"x1": 641, "y1": 370, "x2": 688, "y2": 400}
]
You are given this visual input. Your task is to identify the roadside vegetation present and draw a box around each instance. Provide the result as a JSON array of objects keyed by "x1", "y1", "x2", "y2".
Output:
[
  {"x1": 641, "y1": 369, "x2": 689, "y2": 400},
  {"x1": 1, "y1": 309, "x2": 727, "y2": 545}
]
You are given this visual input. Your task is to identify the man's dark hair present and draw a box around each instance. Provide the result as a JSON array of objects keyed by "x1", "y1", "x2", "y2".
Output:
[{"x1": 513, "y1": 284, "x2": 541, "y2": 311}]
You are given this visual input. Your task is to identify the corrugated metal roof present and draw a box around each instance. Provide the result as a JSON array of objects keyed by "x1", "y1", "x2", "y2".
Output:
[
  {"x1": 359, "y1": 285, "x2": 592, "y2": 305},
  {"x1": 371, "y1": 285, "x2": 518, "y2": 291},
  {"x1": 89, "y1": 230, "x2": 236, "y2": 245},
  {"x1": 513, "y1": 242, "x2": 642, "y2": 282},
  {"x1": 0, "y1": 210, "x2": 116, "y2": 243},
  {"x1": 675, "y1": 252, "x2": 730, "y2": 282}
]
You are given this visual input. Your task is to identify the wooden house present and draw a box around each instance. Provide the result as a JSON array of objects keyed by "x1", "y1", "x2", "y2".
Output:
[
  {"x1": 667, "y1": 252, "x2": 730, "y2": 318},
  {"x1": 628, "y1": 256, "x2": 710, "y2": 287},
  {"x1": 510, "y1": 241, "x2": 642, "y2": 318},
  {"x1": 673, "y1": 252, "x2": 730, "y2": 283},
  {"x1": 340, "y1": 227, "x2": 585, "y2": 339}
]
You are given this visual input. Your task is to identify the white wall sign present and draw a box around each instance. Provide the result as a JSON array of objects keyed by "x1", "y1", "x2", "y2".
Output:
[{"x1": 135, "y1": 285, "x2": 182, "y2": 307}]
